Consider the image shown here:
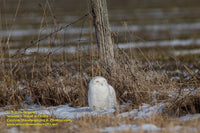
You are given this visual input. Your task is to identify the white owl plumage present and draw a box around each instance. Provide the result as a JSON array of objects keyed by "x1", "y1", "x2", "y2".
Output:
[{"x1": 88, "y1": 76, "x2": 117, "y2": 111}]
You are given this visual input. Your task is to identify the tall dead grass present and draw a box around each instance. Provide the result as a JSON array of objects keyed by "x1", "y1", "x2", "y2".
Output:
[
  {"x1": 0, "y1": 46, "x2": 174, "y2": 109},
  {"x1": 0, "y1": 32, "x2": 200, "y2": 117},
  {"x1": 0, "y1": 0, "x2": 199, "y2": 118}
]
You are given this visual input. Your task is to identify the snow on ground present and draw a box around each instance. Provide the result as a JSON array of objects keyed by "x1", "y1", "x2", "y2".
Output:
[
  {"x1": 117, "y1": 38, "x2": 200, "y2": 49},
  {"x1": 101, "y1": 124, "x2": 199, "y2": 133},
  {"x1": 36, "y1": 105, "x2": 116, "y2": 119},
  {"x1": 5, "y1": 127, "x2": 24, "y2": 133},
  {"x1": 8, "y1": 38, "x2": 200, "y2": 55},
  {"x1": 179, "y1": 114, "x2": 200, "y2": 121},
  {"x1": 118, "y1": 103, "x2": 165, "y2": 119},
  {"x1": 171, "y1": 49, "x2": 200, "y2": 56},
  {"x1": 0, "y1": 103, "x2": 165, "y2": 120},
  {"x1": 101, "y1": 124, "x2": 160, "y2": 132},
  {"x1": 1, "y1": 102, "x2": 199, "y2": 121},
  {"x1": 0, "y1": 104, "x2": 116, "y2": 119},
  {"x1": 2, "y1": 22, "x2": 200, "y2": 38},
  {"x1": 1, "y1": 103, "x2": 200, "y2": 132}
]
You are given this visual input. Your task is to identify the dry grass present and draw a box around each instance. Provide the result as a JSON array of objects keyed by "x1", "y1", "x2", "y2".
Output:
[
  {"x1": 0, "y1": 48, "x2": 175, "y2": 108},
  {"x1": 1, "y1": 44, "x2": 200, "y2": 132},
  {"x1": 0, "y1": 25, "x2": 200, "y2": 133},
  {"x1": 1, "y1": 114, "x2": 200, "y2": 133},
  {"x1": 0, "y1": 0, "x2": 200, "y2": 132}
]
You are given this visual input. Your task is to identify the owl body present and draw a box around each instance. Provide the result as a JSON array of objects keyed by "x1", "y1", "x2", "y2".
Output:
[{"x1": 88, "y1": 76, "x2": 117, "y2": 111}]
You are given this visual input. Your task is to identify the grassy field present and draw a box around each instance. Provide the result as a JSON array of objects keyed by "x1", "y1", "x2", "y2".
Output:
[
  {"x1": 0, "y1": 0, "x2": 200, "y2": 132},
  {"x1": 0, "y1": 41, "x2": 199, "y2": 132}
]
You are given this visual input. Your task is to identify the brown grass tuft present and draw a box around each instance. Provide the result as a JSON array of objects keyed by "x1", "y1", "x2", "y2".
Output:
[{"x1": 165, "y1": 95, "x2": 200, "y2": 116}]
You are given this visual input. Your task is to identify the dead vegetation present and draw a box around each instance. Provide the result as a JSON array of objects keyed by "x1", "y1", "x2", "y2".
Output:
[
  {"x1": 1, "y1": 114, "x2": 200, "y2": 133},
  {"x1": 0, "y1": 45, "x2": 199, "y2": 115},
  {"x1": 1, "y1": 36, "x2": 200, "y2": 132},
  {"x1": 0, "y1": 0, "x2": 200, "y2": 132}
]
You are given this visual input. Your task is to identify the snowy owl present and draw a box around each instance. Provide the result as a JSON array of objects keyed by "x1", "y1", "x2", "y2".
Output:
[{"x1": 88, "y1": 76, "x2": 117, "y2": 111}]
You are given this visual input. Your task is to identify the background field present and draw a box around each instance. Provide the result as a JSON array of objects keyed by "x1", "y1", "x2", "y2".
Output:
[{"x1": 0, "y1": 0, "x2": 200, "y2": 132}]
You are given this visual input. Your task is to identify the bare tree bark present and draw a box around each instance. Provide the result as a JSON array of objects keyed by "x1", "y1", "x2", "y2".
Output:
[{"x1": 90, "y1": 0, "x2": 115, "y2": 68}]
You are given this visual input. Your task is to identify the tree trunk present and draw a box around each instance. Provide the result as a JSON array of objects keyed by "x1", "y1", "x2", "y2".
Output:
[{"x1": 90, "y1": 0, "x2": 115, "y2": 68}]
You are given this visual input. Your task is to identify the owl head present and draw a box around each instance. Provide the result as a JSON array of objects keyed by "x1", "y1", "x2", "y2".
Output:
[{"x1": 89, "y1": 76, "x2": 108, "y2": 86}]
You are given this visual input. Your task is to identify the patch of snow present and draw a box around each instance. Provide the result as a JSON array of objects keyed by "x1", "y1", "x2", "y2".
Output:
[
  {"x1": 8, "y1": 38, "x2": 200, "y2": 55},
  {"x1": 117, "y1": 39, "x2": 200, "y2": 49},
  {"x1": 172, "y1": 49, "x2": 200, "y2": 55},
  {"x1": 37, "y1": 105, "x2": 115, "y2": 119},
  {"x1": 141, "y1": 124, "x2": 160, "y2": 131},
  {"x1": 170, "y1": 76, "x2": 180, "y2": 81},
  {"x1": 17, "y1": 81, "x2": 26, "y2": 90},
  {"x1": 166, "y1": 70, "x2": 183, "y2": 74},
  {"x1": 0, "y1": 111, "x2": 8, "y2": 116},
  {"x1": 5, "y1": 127, "x2": 24, "y2": 133},
  {"x1": 179, "y1": 114, "x2": 200, "y2": 121},
  {"x1": 9, "y1": 45, "x2": 89, "y2": 55},
  {"x1": 166, "y1": 70, "x2": 189, "y2": 77},
  {"x1": 170, "y1": 126, "x2": 183, "y2": 131},
  {"x1": 168, "y1": 126, "x2": 198, "y2": 132},
  {"x1": 0, "y1": 27, "x2": 90, "y2": 38},
  {"x1": 194, "y1": 69, "x2": 199, "y2": 73},
  {"x1": 118, "y1": 103, "x2": 165, "y2": 119},
  {"x1": 101, "y1": 124, "x2": 160, "y2": 132},
  {"x1": 1, "y1": 102, "x2": 164, "y2": 120},
  {"x1": 2, "y1": 22, "x2": 200, "y2": 38},
  {"x1": 0, "y1": 104, "x2": 115, "y2": 119},
  {"x1": 112, "y1": 22, "x2": 200, "y2": 34},
  {"x1": 24, "y1": 95, "x2": 33, "y2": 105},
  {"x1": 101, "y1": 124, "x2": 199, "y2": 133}
]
